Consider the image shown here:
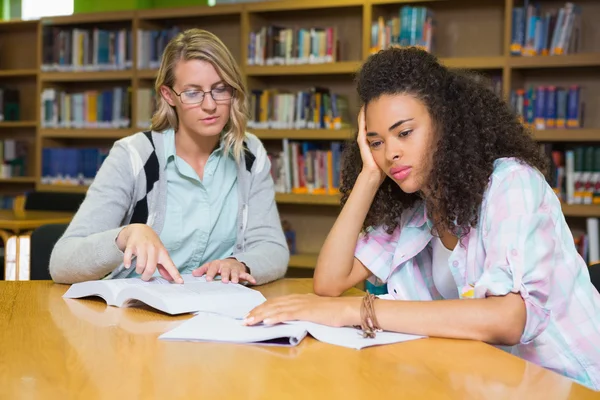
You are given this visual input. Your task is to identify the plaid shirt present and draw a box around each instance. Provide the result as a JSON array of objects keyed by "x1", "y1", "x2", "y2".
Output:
[{"x1": 355, "y1": 157, "x2": 600, "y2": 391}]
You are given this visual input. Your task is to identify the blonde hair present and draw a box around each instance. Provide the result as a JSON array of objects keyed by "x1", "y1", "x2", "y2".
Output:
[{"x1": 151, "y1": 28, "x2": 248, "y2": 162}]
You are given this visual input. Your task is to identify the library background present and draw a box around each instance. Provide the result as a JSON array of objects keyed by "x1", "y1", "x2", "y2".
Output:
[{"x1": 0, "y1": 0, "x2": 599, "y2": 281}]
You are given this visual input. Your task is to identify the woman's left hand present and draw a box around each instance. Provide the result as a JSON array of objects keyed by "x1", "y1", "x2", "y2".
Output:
[
  {"x1": 243, "y1": 294, "x2": 361, "y2": 327},
  {"x1": 192, "y1": 258, "x2": 256, "y2": 284}
]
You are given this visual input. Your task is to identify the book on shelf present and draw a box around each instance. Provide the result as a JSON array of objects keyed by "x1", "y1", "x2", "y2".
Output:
[
  {"x1": 41, "y1": 26, "x2": 133, "y2": 71},
  {"x1": 159, "y1": 308, "x2": 424, "y2": 349},
  {"x1": 511, "y1": 85, "x2": 583, "y2": 130},
  {"x1": 137, "y1": 27, "x2": 182, "y2": 69},
  {"x1": 247, "y1": 25, "x2": 339, "y2": 66},
  {"x1": 41, "y1": 87, "x2": 132, "y2": 129},
  {"x1": 42, "y1": 146, "x2": 109, "y2": 186},
  {"x1": 270, "y1": 140, "x2": 343, "y2": 195},
  {"x1": 136, "y1": 88, "x2": 157, "y2": 129},
  {"x1": 0, "y1": 139, "x2": 28, "y2": 179},
  {"x1": 543, "y1": 145, "x2": 600, "y2": 205},
  {"x1": 63, "y1": 274, "x2": 266, "y2": 317},
  {"x1": 0, "y1": 89, "x2": 20, "y2": 122},
  {"x1": 370, "y1": 5, "x2": 436, "y2": 54},
  {"x1": 248, "y1": 87, "x2": 351, "y2": 131},
  {"x1": 510, "y1": 1, "x2": 582, "y2": 57}
]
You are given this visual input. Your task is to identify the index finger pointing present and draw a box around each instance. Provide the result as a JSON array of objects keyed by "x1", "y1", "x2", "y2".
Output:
[{"x1": 159, "y1": 250, "x2": 183, "y2": 284}]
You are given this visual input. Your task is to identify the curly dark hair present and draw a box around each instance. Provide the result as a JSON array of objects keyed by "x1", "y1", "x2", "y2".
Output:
[{"x1": 340, "y1": 47, "x2": 547, "y2": 237}]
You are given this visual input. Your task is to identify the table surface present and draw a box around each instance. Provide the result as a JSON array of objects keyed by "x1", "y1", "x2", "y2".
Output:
[
  {"x1": 0, "y1": 210, "x2": 74, "y2": 233},
  {"x1": 0, "y1": 279, "x2": 597, "y2": 399}
]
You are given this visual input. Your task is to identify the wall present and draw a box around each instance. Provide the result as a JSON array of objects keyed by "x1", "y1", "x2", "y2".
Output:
[{"x1": 73, "y1": 0, "x2": 208, "y2": 13}]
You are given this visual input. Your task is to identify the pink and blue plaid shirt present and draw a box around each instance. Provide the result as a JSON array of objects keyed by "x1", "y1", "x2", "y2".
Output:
[{"x1": 355, "y1": 157, "x2": 600, "y2": 390}]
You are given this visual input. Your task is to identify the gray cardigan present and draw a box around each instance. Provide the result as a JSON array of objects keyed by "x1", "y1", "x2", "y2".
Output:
[{"x1": 49, "y1": 130, "x2": 289, "y2": 285}]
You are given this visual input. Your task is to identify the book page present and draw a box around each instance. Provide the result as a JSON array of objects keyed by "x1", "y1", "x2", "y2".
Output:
[
  {"x1": 291, "y1": 321, "x2": 424, "y2": 350},
  {"x1": 159, "y1": 312, "x2": 308, "y2": 347},
  {"x1": 119, "y1": 281, "x2": 266, "y2": 317}
]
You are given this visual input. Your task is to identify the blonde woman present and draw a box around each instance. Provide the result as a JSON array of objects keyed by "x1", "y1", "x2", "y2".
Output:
[{"x1": 50, "y1": 29, "x2": 289, "y2": 285}]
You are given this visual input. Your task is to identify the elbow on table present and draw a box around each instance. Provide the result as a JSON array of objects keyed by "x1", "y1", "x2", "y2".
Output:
[{"x1": 313, "y1": 276, "x2": 345, "y2": 297}]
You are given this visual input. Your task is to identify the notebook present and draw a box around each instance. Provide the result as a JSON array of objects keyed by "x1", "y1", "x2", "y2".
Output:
[
  {"x1": 159, "y1": 312, "x2": 425, "y2": 349},
  {"x1": 62, "y1": 274, "x2": 266, "y2": 317}
]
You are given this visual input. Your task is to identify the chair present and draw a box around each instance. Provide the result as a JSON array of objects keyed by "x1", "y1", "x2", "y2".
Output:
[{"x1": 29, "y1": 224, "x2": 68, "y2": 280}]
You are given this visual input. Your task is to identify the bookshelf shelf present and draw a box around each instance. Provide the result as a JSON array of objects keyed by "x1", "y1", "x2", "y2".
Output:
[
  {"x1": 244, "y1": 61, "x2": 362, "y2": 76},
  {"x1": 36, "y1": 184, "x2": 89, "y2": 194},
  {"x1": 40, "y1": 71, "x2": 134, "y2": 82},
  {"x1": 39, "y1": 128, "x2": 137, "y2": 139},
  {"x1": 562, "y1": 204, "x2": 600, "y2": 218},
  {"x1": 253, "y1": 129, "x2": 353, "y2": 140},
  {"x1": 439, "y1": 56, "x2": 505, "y2": 70},
  {"x1": 0, "y1": 121, "x2": 37, "y2": 128},
  {"x1": 40, "y1": 11, "x2": 135, "y2": 25},
  {"x1": 0, "y1": 69, "x2": 37, "y2": 78},
  {"x1": 137, "y1": 69, "x2": 158, "y2": 80},
  {"x1": 275, "y1": 193, "x2": 341, "y2": 205},
  {"x1": 138, "y1": 4, "x2": 242, "y2": 19},
  {"x1": 533, "y1": 129, "x2": 600, "y2": 142},
  {"x1": 509, "y1": 54, "x2": 600, "y2": 69},
  {"x1": 0, "y1": 177, "x2": 36, "y2": 184},
  {"x1": 245, "y1": 0, "x2": 364, "y2": 12},
  {"x1": 288, "y1": 253, "x2": 319, "y2": 269}
]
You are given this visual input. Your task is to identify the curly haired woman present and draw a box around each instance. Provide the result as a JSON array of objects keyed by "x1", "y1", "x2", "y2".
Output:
[{"x1": 245, "y1": 47, "x2": 600, "y2": 390}]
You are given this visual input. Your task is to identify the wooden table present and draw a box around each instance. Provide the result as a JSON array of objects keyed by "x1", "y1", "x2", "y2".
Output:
[
  {"x1": 0, "y1": 279, "x2": 597, "y2": 399},
  {"x1": 0, "y1": 210, "x2": 73, "y2": 280}
]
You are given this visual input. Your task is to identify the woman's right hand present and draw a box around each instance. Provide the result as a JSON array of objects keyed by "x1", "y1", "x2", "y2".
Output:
[
  {"x1": 357, "y1": 106, "x2": 386, "y2": 184},
  {"x1": 116, "y1": 224, "x2": 184, "y2": 284}
]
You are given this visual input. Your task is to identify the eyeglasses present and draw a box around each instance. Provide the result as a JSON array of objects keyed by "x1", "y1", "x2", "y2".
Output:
[{"x1": 170, "y1": 85, "x2": 234, "y2": 105}]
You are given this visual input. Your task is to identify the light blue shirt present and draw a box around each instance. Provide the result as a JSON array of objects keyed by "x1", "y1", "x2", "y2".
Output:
[{"x1": 159, "y1": 129, "x2": 238, "y2": 274}]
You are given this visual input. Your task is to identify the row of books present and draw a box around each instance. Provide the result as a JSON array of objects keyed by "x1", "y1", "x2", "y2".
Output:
[
  {"x1": 41, "y1": 147, "x2": 109, "y2": 186},
  {"x1": 0, "y1": 195, "x2": 17, "y2": 210},
  {"x1": 545, "y1": 145, "x2": 600, "y2": 205},
  {"x1": 247, "y1": 26, "x2": 338, "y2": 66},
  {"x1": 0, "y1": 140, "x2": 28, "y2": 178},
  {"x1": 510, "y1": 2, "x2": 581, "y2": 57},
  {"x1": 269, "y1": 140, "x2": 344, "y2": 195},
  {"x1": 370, "y1": 6, "x2": 435, "y2": 54},
  {"x1": 248, "y1": 88, "x2": 351, "y2": 131},
  {"x1": 0, "y1": 89, "x2": 20, "y2": 122},
  {"x1": 41, "y1": 87, "x2": 132, "y2": 129},
  {"x1": 573, "y1": 218, "x2": 600, "y2": 265},
  {"x1": 137, "y1": 27, "x2": 182, "y2": 70},
  {"x1": 511, "y1": 85, "x2": 583, "y2": 130},
  {"x1": 42, "y1": 27, "x2": 134, "y2": 71}
]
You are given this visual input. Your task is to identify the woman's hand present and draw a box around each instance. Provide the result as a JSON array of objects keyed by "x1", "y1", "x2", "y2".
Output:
[
  {"x1": 243, "y1": 294, "x2": 361, "y2": 327},
  {"x1": 357, "y1": 106, "x2": 386, "y2": 184},
  {"x1": 192, "y1": 258, "x2": 256, "y2": 284},
  {"x1": 116, "y1": 224, "x2": 183, "y2": 283}
]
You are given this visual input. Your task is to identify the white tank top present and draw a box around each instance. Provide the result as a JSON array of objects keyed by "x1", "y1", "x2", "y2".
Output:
[{"x1": 431, "y1": 237, "x2": 460, "y2": 299}]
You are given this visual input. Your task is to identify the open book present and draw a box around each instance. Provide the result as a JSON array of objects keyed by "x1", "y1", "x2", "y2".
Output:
[
  {"x1": 159, "y1": 312, "x2": 424, "y2": 349},
  {"x1": 62, "y1": 274, "x2": 266, "y2": 317}
]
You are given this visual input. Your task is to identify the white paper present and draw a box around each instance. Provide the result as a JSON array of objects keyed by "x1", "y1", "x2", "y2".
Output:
[{"x1": 159, "y1": 312, "x2": 424, "y2": 349}]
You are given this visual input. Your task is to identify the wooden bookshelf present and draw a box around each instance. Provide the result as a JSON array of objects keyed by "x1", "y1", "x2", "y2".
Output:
[
  {"x1": 36, "y1": 184, "x2": 89, "y2": 194},
  {"x1": 0, "y1": 0, "x2": 594, "y2": 268},
  {"x1": 253, "y1": 129, "x2": 352, "y2": 140},
  {"x1": 0, "y1": 121, "x2": 37, "y2": 128},
  {"x1": 39, "y1": 128, "x2": 137, "y2": 139},
  {"x1": 40, "y1": 71, "x2": 134, "y2": 82},
  {"x1": 0, "y1": 177, "x2": 36, "y2": 184},
  {"x1": 533, "y1": 129, "x2": 600, "y2": 142},
  {"x1": 510, "y1": 54, "x2": 600, "y2": 69},
  {"x1": 275, "y1": 193, "x2": 341, "y2": 206},
  {"x1": 562, "y1": 204, "x2": 600, "y2": 218},
  {"x1": 245, "y1": 61, "x2": 362, "y2": 76}
]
